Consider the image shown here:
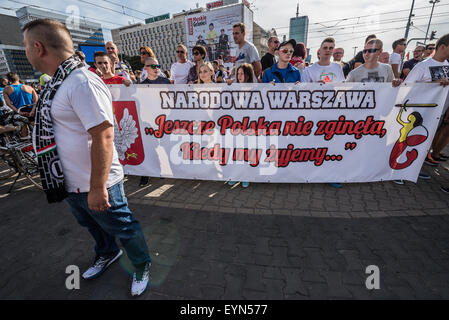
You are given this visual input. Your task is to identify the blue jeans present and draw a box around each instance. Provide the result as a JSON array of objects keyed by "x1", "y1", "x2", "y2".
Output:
[{"x1": 65, "y1": 180, "x2": 150, "y2": 267}]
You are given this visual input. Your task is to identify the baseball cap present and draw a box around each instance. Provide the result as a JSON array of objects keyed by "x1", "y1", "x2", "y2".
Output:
[{"x1": 277, "y1": 39, "x2": 296, "y2": 51}]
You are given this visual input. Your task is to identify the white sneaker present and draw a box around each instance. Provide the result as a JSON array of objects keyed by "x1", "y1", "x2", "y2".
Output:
[
  {"x1": 131, "y1": 262, "x2": 151, "y2": 296},
  {"x1": 393, "y1": 180, "x2": 404, "y2": 185},
  {"x1": 82, "y1": 250, "x2": 123, "y2": 280}
]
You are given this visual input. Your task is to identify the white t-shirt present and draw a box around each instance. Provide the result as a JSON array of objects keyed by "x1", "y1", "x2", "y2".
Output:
[
  {"x1": 234, "y1": 41, "x2": 260, "y2": 82},
  {"x1": 170, "y1": 61, "x2": 195, "y2": 84},
  {"x1": 389, "y1": 52, "x2": 402, "y2": 66},
  {"x1": 302, "y1": 62, "x2": 345, "y2": 83},
  {"x1": 234, "y1": 41, "x2": 260, "y2": 69},
  {"x1": 404, "y1": 58, "x2": 449, "y2": 83},
  {"x1": 50, "y1": 67, "x2": 124, "y2": 193}
]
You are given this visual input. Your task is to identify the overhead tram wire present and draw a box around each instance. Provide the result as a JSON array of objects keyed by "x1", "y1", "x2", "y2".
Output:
[
  {"x1": 5, "y1": 0, "x2": 125, "y2": 28},
  {"x1": 309, "y1": 14, "x2": 449, "y2": 39},
  {"x1": 76, "y1": 0, "x2": 146, "y2": 22},
  {"x1": 306, "y1": 11, "x2": 449, "y2": 34},
  {"x1": 264, "y1": 2, "x2": 449, "y2": 32},
  {"x1": 98, "y1": 0, "x2": 157, "y2": 18}
]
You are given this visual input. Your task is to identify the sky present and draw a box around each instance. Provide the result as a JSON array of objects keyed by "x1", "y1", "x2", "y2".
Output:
[{"x1": 1, "y1": 0, "x2": 449, "y2": 61}]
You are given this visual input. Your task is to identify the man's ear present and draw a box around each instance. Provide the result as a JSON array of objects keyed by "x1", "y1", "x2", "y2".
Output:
[{"x1": 34, "y1": 41, "x2": 46, "y2": 58}]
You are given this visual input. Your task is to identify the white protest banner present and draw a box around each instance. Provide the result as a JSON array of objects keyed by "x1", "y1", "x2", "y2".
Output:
[{"x1": 109, "y1": 83, "x2": 448, "y2": 183}]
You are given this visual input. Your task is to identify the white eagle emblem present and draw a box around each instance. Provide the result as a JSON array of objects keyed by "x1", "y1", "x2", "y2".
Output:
[{"x1": 114, "y1": 108, "x2": 139, "y2": 161}]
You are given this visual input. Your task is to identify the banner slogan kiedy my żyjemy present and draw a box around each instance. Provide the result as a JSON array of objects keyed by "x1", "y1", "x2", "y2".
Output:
[{"x1": 109, "y1": 82, "x2": 448, "y2": 183}]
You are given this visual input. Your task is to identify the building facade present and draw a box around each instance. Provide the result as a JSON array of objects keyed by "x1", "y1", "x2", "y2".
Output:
[
  {"x1": 253, "y1": 22, "x2": 277, "y2": 58},
  {"x1": 112, "y1": 9, "x2": 203, "y2": 71},
  {"x1": 16, "y1": 6, "x2": 105, "y2": 49},
  {"x1": 0, "y1": 14, "x2": 36, "y2": 80},
  {"x1": 0, "y1": 45, "x2": 36, "y2": 80},
  {"x1": 289, "y1": 15, "x2": 309, "y2": 47}
]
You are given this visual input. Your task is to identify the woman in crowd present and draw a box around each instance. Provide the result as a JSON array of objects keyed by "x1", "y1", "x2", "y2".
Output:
[
  {"x1": 290, "y1": 42, "x2": 307, "y2": 71},
  {"x1": 139, "y1": 57, "x2": 170, "y2": 187},
  {"x1": 227, "y1": 63, "x2": 254, "y2": 188},
  {"x1": 198, "y1": 62, "x2": 216, "y2": 84},
  {"x1": 187, "y1": 45, "x2": 207, "y2": 84},
  {"x1": 139, "y1": 46, "x2": 156, "y2": 82}
]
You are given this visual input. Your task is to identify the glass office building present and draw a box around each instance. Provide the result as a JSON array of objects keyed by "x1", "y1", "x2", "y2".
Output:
[{"x1": 289, "y1": 16, "x2": 309, "y2": 47}]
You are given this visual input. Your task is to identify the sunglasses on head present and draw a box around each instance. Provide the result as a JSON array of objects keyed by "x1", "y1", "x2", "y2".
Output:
[
  {"x1": 363, "y1": 48, "x2": 380, "y2": 54},
  {"x1": 145, "y1": 64, "x2": 160, "y2": 69}
]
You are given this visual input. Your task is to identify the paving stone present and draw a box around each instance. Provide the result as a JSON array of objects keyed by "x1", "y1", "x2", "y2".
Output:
[{"x1": 3, "y1": 153, "x2": 449, "y2": 300}]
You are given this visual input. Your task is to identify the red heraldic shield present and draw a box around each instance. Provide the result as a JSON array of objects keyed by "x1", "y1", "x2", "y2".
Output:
[{"x1": 112, "y1": 101, "x2": 145, "y2": 166}]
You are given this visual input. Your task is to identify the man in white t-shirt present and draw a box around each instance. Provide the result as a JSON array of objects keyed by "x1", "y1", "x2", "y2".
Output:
[
  {"x1": 23, "y1": 18, "x2": 151, "y2": 296},
  {"x1": 170, "y1": 44, "x2": 195, "y2": 84},
  {"x1": 389, "y1": 38, "x2": 406, "y2": 79},
  {"x1": 301, "y1": 37, "x2": 344, "y2": 189},
  {"x1": 302, "y1": 37, "x2": 345, "y2": 83},
  {"x1": 230, "y1": 22, "x2": 261, "y2": 83},
  {"x1": 404, "y1": 33, "x2": 449, "y2": 178}
]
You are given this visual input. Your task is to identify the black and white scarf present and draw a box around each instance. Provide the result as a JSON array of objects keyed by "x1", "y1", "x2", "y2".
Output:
[{"x1": 33, "y1": 55, "x2": 84, "y2": 203}]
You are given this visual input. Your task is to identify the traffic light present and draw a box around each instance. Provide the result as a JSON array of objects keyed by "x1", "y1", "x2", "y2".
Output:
[{"x1": 430, "y1": 31, "x2": 437, "y2": 40}]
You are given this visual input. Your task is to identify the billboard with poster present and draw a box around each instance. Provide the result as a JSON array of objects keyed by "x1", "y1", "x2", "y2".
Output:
[{"x1": 185, "y1": 3, "x2": 253, "y2": 68}]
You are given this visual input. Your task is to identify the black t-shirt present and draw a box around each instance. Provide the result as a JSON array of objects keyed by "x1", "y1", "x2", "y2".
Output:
[
  {"x1": 142, "y1": 76, "x2": 171, "y2": 84},
  {"x1": 354, "y1": 51, "x2": 365, "y2": 64},
  {"x1": 261, "y1": 52, "x2": 276, "y2": 71},
  {"x1": 347, "y1": 51, "x2": 365, "y2": 73},
  {"x1": 401, "y1": 58, "x2": 421, "y2": 79},
  {"x1": 402, "y1": 58, "x2": 420, "y2": 71}
]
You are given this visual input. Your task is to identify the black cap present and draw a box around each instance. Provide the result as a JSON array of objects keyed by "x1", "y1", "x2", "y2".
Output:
[{"x1": 277, "y1": 39, "x2": 296, "y2": 51}]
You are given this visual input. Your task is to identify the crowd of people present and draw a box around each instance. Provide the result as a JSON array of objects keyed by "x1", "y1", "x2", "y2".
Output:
[
  {"x1": 0, "y1": 18, "x2": 449, "y2": 297},
  {"x1": 1, "y1": 22, "x2": 449, "y2": 189},
  {"x1": 79, "y1": 22, "x2": 449, "y2": 190}
]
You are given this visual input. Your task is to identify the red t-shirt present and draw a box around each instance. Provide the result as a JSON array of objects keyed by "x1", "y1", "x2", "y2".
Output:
[
  {"x1": 102, "y1": 75, "x2": 126, "y2": 85},
  {"x1": 290, "y1": 57, "x2": 304, "y2": 66}
]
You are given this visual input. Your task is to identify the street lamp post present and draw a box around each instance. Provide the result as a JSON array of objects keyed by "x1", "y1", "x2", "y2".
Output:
[{"x1": 424, "y1": 0, "x2": 440, "y2": 44}]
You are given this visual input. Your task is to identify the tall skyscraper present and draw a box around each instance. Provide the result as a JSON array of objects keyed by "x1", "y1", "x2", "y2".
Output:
[{"x1": 289, "y1": 3, "x2": 308, "y2": 47}]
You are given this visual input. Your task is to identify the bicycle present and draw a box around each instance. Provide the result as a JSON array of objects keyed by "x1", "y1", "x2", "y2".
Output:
[{"x1": 0, "y1": 110, "x2": 41, "y2": 192}]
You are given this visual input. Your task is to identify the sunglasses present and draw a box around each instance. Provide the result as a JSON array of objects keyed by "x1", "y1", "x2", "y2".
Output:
[
  {"x1": 363, "y1": 48, "x2": 380, "y2": 54},
  {"x1": 176, "y1": 50, "x2": 185, "y2": 54},
  {"x1": 273, "y1": 40, "x2": 280, "y2": 44},
  {"x1": 140, "y1": 52, "x2": 148, "y2": 55},
  {"x1": 193, "y1": 52, "x2": 200, "y2": 56},
  {"x1": 427, "y1": 47, "x2": 435, "y2": 50},
  {"x1": 280, "y1": 49, "x2": 294, "y2": 54},
  {"x1": 145, "y1": 64, "x2": 160, "y2": 69}
]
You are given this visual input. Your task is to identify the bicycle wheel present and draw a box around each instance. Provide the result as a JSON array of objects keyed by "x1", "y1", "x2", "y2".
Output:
[{"x1": 20, "y1": 150, "x2": 42, "y2": 190}]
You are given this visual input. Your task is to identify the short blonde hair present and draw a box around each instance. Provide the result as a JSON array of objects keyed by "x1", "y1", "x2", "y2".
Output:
[
  {"x1": 366, "y1": 38, "x2": 383, "y2": 49},
  {"x1": 145, "y1": 57, "x2": 158, "y2": 65}
]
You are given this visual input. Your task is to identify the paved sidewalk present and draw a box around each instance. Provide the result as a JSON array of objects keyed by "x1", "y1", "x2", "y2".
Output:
[{"x1": 1, "y1": 157, "x2": 449, "y2": 299}]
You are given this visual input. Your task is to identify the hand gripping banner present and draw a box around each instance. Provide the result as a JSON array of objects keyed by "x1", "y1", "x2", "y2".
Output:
[{"x1": 109, "y1": 83, "x2": 448, "y2": 183}]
